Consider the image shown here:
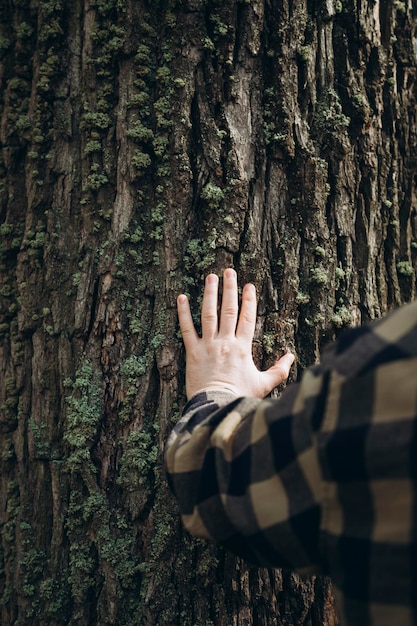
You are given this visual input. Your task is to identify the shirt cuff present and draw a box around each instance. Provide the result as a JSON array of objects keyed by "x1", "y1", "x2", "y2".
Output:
[{"x1": 167, "y1": 389, "x2": 239, "y2": 447}]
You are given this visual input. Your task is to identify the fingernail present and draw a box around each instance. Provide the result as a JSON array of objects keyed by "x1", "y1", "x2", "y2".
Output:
[
  {"x1": 206, "y1": 274, "x2": 218, "y2": 284},
  {"x1": 285, "y1": 350, "x2": 295, "y2": 363},
  {"x1": 224, "y1": 268, "x2": 236, "y2": 279},
  {"x1": 178, "y1": 294, "x2": 187, "y2": 305}
]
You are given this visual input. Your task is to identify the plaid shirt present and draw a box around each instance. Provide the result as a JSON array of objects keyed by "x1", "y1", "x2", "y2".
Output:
[{"x1": 165, "y1": 300, "x2": 417, "y2": 626}]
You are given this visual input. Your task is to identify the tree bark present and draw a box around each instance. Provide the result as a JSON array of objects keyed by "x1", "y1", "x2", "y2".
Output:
[{"x1": 0, "y1": 0, "x2": 416, "y2": 624}]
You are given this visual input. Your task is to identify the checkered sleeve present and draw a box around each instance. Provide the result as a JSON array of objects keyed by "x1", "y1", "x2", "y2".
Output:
[
  {"x1": 316, "y1": 301, "x2": 417, "y2": 625},
  {"x1": 165, "y1": 300, "x2": 417, "y2": 626},
  {"x1": 165, "y1": 366, "x2": 326, "y2": 573}
]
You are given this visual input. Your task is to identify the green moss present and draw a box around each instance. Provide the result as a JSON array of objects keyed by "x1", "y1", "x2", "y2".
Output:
[
  {"x1": 15, "y1": 22, "x2": 34, "y2": 39},
  {"x1": 5, "y1": 76, "x2": 31, "y2": 140},
  {"x1": 203, "y1": 36, "x2": 215, "y2": 51},
  {"x1": 332, "y1": 306, "x2": 352, "y2": 328},
  {"x1": 0, "y1": 436, "x2": 15, "y2": 462},
  {"x1": 29, "y1": 418, "x2": 51, "y2": 458},
  {"x1": 135, "y1": 43, "x2": 152, "y2": 64},
  {"x1": 0, "y1": 284, "x2": 12, "y2": 297},
  {"x1": 81, "y1": 111, "x2": 111, "y2": 130},
  {"x1": 15, "y1": 114, "x2": 31, "y2": 131},
  {"x1": 66, "y1": 481, "x2": 141, "y2": 610},
  {"x1": 150, "y1": 332, "x2": 165, "y2": 349},
  {"x1": 83, "y1": 139, "x2": 102, "y2": 155},
  {"x1": 63, "y1": 355, "x2": 144, "y2": 611},
  {"x1": 209, "y1": 13, "x2": 228, "y2": 37},
  {"x1": 128, "y1": 248, "x2": 143, "y2": 265},
  {"x1": 117, "y1": 427, "x2": 158, "y2": 492},
  {"x1": 63, "y1": 361, "x2": 102, "y2": 472},
  {"x1": 129, "y1": 317, "x2": 143, "y2": 334},
  {"x1": 18, "y1": 521, "x2": 47, "y2": 618},
  {"x1": 120, "y1": 354, "x2": 147, "y2": 380},
  {"x1": 184, "y1": 229, "x2": 218, "y2": 276},
  {"x1": 66, "y1": 492, "x2": 96, "y2": 601},
  {"x1": 86, "y1": 168, "x2": 109, "y2": 191},
  {"x1": 352, "y1": 93, "x2": 363, "y2": 106},
  {"x1": 155, "y1": 65, "x2": 171, "y2": 84},
  {"x1": 72, "y1": 271, "x2": 81, "y2": 287},
  {"x1": 397, "y1": 261, "x2": 413, "y2": 276},
  {"x1": 2, "y1": 377, "x2": 18, "y2": 412},
  {"x1": 4, "y1": 481, "x2": 19, "y2": 545},
  {"x1": 314, "y1": 245, "x2": 326, "y2": 258},
  {"x1": 118, "y1": 354, "x2": 148, "y2": 421},
  {"x1": 154, "y1": 96, "x2": 174, "y2": 129},
  {"x1": 126, "y1": 120, "x2": 154, "y2": 143},
  {"x1": 38, "y1": 572, "x2": 70, "y2": 619},
  {"x1": 0, "y1": 36, "x2": 11, "y2": 56},
  {"x1": 313, "y1": 89, "x2": 350, "y2": 134},
  {"x1": 38, "y1": 18, "x2": 64, "y2": 42},
  {"x1": 201, "y1": 183, "x2": 225, "y2": 209},
  {"x1": 262, "y1": 333, "x2": 276, "y2": 355},
  {"x1": 296, "y1": 291, "x2": 310, "y2": 305},
  {"x1": 131, "y1": 150, "x2": 152, "y2": 171},
  {"x1": 309, "y1": 267, "x2": 328, "y2": 286},
  {"x1": 394, "y1": 1, "x2": 406, "y2": 13}
]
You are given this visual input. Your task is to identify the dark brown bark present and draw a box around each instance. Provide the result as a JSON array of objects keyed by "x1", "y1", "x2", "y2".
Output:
[{"x1": 0, "y1": 0, "x2": 416, "y2": 624}]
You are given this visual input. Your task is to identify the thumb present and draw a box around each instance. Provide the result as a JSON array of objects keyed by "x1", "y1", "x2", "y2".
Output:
[{"x1": 261, "y1": 351, "x2": 295, "y2": 394}]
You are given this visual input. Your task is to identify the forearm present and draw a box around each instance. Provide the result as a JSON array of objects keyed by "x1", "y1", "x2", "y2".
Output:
[
  {"x1": 166, "y1": 389, "x2": 239, "y2": 451},
  {"x1": 166, "y1": 388, "x2": 252, "y2": 544},
  {"x1": 165, "y1": 382, "x2": 323, "y2": 572}
]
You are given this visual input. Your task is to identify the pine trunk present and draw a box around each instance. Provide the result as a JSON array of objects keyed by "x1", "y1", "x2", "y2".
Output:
[{"x1": 0, "y1": 1, "x2": 416, "y2": 624}]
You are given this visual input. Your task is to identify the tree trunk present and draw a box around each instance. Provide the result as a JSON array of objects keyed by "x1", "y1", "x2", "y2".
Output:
[{"x1": 0, "y1": 0, "x2": 416, "y2": 624}]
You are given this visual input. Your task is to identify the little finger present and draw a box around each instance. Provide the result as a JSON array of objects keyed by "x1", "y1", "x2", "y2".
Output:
[
  {"x1": 177, "y1": 294, "x2": 199, "y2": 350},
  {"x1": 236, "y1": 283, "x2": 257, "y2": 344}
]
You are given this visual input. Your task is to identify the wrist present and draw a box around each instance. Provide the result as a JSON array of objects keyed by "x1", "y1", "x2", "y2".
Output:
[{"x1": 187, "y1": 384, "x2": 240, "y2": 401}]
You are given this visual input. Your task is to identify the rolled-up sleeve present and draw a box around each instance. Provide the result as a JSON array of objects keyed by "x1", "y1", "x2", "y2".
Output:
[
  {"x1": 166, "y1": 300, "x2": 417, "y2": 626},
  {"x1": 165, "y1": 365, "x2": 326, "y2": 573}
]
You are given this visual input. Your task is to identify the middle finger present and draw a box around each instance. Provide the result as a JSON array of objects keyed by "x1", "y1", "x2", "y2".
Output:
[
  {"x1": 201, "y1": 273, "x2": 219, "y2": 338},
  {"x1": 219, "y1": 268, "x2": 238, "y2": 336}
]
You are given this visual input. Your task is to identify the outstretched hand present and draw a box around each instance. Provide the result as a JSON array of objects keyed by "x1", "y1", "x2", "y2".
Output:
[{"x1": 177, "y1": 268, "x2": 294, "y2": 399}]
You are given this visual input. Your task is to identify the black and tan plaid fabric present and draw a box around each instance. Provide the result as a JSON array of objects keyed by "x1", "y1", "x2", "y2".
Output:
[{"x1": 165, "y1": 300, "x2": 417, "y2": 626}]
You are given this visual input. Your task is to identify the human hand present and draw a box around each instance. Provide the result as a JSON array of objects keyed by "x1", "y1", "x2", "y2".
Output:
[{"x1": 177, "y1": 268, "x2": 295, "y2": 399}]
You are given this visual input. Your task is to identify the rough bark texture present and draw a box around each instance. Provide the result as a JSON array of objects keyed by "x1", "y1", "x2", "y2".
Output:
[{"x1": 0, "y1": 0, "x2": 416, "y2": 624}]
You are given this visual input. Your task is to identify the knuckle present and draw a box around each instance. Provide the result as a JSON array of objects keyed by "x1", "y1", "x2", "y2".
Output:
[
  {"x1": 181, "y1": 323, "x2": 197, "y2": 338},
  {"x1": 223, "y1": 305, "x2": 237, "y2": 318},
  {"x1": 202, "y1": 312, "x2": 217, "y2": 324},
  {"x1": 276, "y1": 364, "x2": 289, "y2": 380},
  {"x1": 242, "y1": 312, "x2": 255, "y2": 325},
  {"x1": 219, "y1": 341, "x2": 231, "y2": 357}
]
